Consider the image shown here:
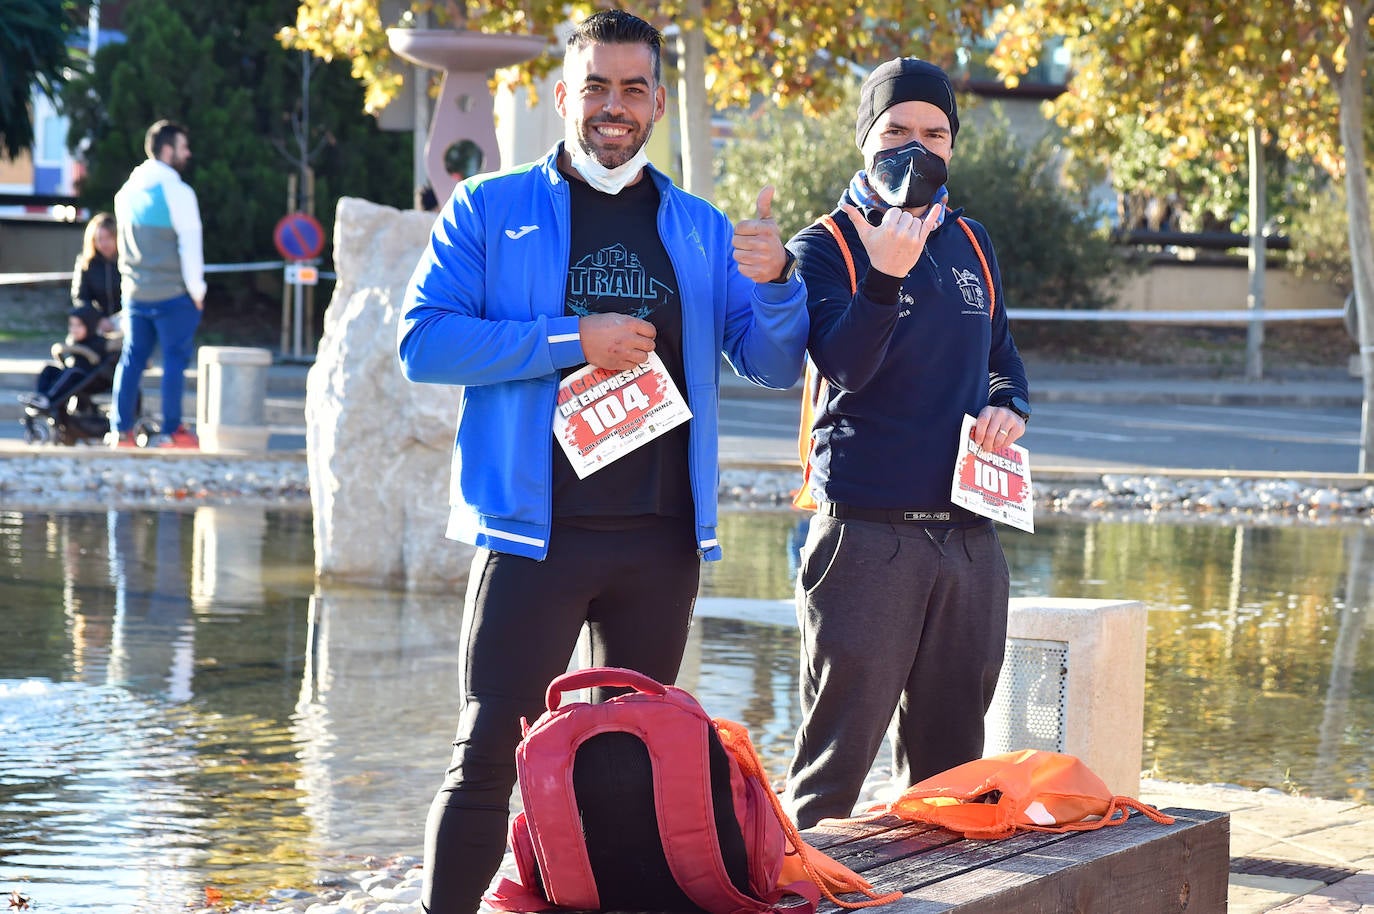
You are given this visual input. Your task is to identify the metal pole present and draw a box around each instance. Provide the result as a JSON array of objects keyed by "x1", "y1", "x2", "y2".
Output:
[
  {"x1": 413, "y1": 8, "x2": 431, "y2": 191},
  {"x1": 88, "y1": 0, "x2": 100, "y2": 59},
  {"x1": 293, "y1": 280, "x2": 304, "y2": 360},
  {"x1": 280, "y1": 173, "x2": 296, "y2": 355},
  {"x1": 1245, "y1": 123, "x2": 1265, "y2": 381},
  {"x1": 300, "y1": 51, "x2": 312, "y2": 210},
  {"x1": 304, "y1": 167, "x2": 317, "y2": 356}
]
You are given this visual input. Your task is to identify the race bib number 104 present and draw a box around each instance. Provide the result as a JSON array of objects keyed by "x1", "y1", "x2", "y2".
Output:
[{"x1": 553, "y1": 351, "x2": 693, "y2": 479}]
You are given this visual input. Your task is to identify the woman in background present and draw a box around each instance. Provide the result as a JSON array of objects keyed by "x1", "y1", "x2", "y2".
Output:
[{"x1": 71, "y1": 212, "x2": 121, "y2": 334}]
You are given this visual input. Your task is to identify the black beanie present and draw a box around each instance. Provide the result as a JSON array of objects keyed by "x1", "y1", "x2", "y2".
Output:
[{"x1": 855, "y1": 57, "x2": 960, "y2": 149}]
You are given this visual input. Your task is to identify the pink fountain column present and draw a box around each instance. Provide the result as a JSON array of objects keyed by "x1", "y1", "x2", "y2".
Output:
[{"x1": 387, "y1": 29, "x2": 547, "y2": 203}]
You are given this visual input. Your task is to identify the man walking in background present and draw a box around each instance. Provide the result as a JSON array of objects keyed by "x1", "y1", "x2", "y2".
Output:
[{"x1": 109, "y1": 119, "x2": 205, "y2": 449}]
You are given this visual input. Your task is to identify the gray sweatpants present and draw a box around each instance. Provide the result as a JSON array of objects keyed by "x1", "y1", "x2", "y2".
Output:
[{"x1": 784, "y1": 514, "x2": 1010, "y2": 829}]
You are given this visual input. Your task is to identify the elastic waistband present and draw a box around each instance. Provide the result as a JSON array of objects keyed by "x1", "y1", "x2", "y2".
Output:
[{"x1": 819, "y1": 501, "x2": 986, "y2": 528}]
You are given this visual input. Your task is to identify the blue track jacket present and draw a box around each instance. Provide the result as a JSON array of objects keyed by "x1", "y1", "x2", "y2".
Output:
[{"x1": 398, "y1": 145, "x2": 809, "y2": 561}]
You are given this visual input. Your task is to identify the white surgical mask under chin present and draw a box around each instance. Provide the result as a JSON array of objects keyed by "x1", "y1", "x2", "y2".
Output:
[{"x1": 566, "y1": 138, "x2": 650, "y2": 195}]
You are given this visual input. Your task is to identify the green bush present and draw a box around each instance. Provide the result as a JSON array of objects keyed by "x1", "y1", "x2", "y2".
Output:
[
  {"x1": 0, "y1": 0, "x2": 77, "y2": 159},
  {"x1": 953, "y1": 112, "x2": 1123, "y2": 311},
  {"x1": 714, "y1": 84, "x2": 864, "y2": 244},
  {"x1": 715, "y1": 94, "x2": 1121, "y2": 311},
  {"x1": 1286, "y1": 175, "x2": 1354, "y2": 295},
  {"x1": 61, "y1": 0, "x2": 413, "y2": 343}
]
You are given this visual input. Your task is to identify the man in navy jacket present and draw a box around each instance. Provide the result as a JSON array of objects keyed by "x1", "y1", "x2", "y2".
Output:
[
  {"x1": 784, "y1": 57, "x2": 1030, "y2": 830},
  {"x1": 397, "y1": 10, "x2": 807, "y2": 912}
]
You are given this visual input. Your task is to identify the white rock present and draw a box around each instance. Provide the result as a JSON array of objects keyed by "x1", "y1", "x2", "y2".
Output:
[
  {"x1": 359, "y1": 873, "x2": 399, "y2": 894},
  {"x1": 1310, "y1": 488, "x2": 1341, "y2": 508},
  {"x1": 305, "y1": 197, "x2": 473, "y2": 593},
  {"x1": 381, "y1": 885, "x2": 422, "y2": 904}
]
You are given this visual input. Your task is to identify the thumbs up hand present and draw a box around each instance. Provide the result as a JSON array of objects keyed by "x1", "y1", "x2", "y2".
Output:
[
  {"x1": 732, "y1": 185, "x2": 792, "y2": 284},
  {"x1": 754, "y1": 185, "x2": 774, "y2": 220}
]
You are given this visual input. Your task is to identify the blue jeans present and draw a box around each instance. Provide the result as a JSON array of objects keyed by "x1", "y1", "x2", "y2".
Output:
[{"x1": 111, "y1": 294, "x2": 202, "y2": 433}]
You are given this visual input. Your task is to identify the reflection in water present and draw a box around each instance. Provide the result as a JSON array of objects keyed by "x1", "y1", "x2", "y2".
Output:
[
  {"x1": 702, "y1": 511, "x2": 1373, "y2": 802},
  {"x1": 0, "y1": 507, "x2": 1371, "y2": 914},
  {"x1": 1012, "y1": 519, "x2": 1372, "y2": 799},
  {"x1": 293, "y1": 587, "x2": 462, "y2": 857},
  {"x1": 107, "y1": 511, "x2": 195, "y2": 700},
  {"x1": 192, "y1": 506, "x2": 268, "y2": 611},
  {"x1": 1319, "y1": 531, "x2": 1371, "y2": 777},
  {"x1": 0, "y1": 508, "x2": 317, "y2": 912}
]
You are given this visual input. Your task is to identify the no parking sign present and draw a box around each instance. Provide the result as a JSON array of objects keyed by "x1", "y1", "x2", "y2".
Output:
[{"x1": 273, "y1": 212, "x2": 325, "y2": 262}]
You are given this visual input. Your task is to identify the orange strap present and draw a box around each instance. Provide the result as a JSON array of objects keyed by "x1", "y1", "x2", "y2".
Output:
[
  {"x1": 955, "y1": 218, "x2": 995, "y2": 319},
  {"x1": 819, "y1": 214, "x2": 857, "y2": 294},
  {"x1": 715, "y1": 720, "x2": 902, "y2": 909},
  {"x1": 789, "y1": 217, "x2": 850, "y2": 510},
  {"x1": 816, "y1": 212, "x2": 994, "y2": 315},
  {"x1": 792, "y1": 212, "x2": 995, "y2": 511}
]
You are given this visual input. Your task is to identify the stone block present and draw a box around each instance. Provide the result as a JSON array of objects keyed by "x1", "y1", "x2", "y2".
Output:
[
  {"x1": 197, "y1": 345, "x2": 272, "y2": 453},
  {"x1": 985, "y1": 597, "x2": 1147, "y2": 797}
]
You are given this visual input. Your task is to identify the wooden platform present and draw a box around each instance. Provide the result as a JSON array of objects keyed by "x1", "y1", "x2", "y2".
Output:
[{"x1": 805, "y1": 807, "x2": 1230, "y2": 913}]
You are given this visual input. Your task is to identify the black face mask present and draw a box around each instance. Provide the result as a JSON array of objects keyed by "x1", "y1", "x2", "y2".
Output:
[{"x1": 869, "y1": 139, "x2": 948, "y2": 210}]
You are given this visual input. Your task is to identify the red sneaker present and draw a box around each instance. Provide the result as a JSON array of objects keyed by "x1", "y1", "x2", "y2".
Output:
[
  {"x1": 157, "y1": 425, "x2": 200, "y2": 449},
  {"x1": 105, "y1": 431, "x2": 138, "y2": 449}
]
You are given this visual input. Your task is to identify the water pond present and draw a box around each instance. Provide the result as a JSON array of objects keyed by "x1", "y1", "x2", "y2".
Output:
[{"x1": 1, "y1": 506, "x2": 1370, "y2": 912}]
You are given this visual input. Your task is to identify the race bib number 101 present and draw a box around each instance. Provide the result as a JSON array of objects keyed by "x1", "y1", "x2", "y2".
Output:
[
  {"x1": 553, "y1": 351, "x2": 693, "y2": 479},
  {"x1": 950, "y1": 413, "x2": 1035, "y2": 533}
]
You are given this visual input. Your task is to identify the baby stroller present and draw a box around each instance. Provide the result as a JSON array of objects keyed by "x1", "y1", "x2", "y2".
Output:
[{"x1": 19, "y1": 345, "x2": 153, "y2": 446}]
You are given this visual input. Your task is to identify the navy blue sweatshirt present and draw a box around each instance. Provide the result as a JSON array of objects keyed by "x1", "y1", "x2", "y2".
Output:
[{"x1": 789, "y1": 202, "x2": 1029, "y2": 515}]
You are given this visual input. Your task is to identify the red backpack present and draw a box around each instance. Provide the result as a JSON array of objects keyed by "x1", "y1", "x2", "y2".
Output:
[{"x1": 484, "y1": 667, "x2": 899, "y2": 914}]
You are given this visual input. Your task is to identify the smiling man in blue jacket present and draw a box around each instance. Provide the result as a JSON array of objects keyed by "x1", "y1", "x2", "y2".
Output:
[{"x1": 396, "y1": 10, "x2": 807, "y2": 913}]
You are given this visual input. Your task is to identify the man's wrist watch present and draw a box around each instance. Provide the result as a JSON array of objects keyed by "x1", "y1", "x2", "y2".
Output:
[
  {"x1": 769, "y1": 249, "x2": 798, "y2": 284},
  {"x1": 1005, "y1": 395, "x2": 1032, "y2": 423}
]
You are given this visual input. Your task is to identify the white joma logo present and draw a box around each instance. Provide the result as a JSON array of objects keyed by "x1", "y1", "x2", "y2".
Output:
[{"x1": 505, "y1": 225, "x2": 539, "y2": 239}]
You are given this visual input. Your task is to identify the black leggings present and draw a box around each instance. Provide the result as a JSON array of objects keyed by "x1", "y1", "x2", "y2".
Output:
[{"x1": 422, "y1": 516, "x2": 701, "y2": 914}]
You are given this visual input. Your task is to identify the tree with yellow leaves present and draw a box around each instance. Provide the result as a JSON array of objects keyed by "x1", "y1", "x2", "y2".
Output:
[
  {"x1": 279, "y1": 0, "x2": 1004, "y2": 199},
  {"x1": 986, "y1": 0, "x2": 1374, "y2": 469}
]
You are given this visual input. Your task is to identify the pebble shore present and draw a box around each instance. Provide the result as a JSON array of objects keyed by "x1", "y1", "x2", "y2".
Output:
[
  {"x1": 0, "y1": 453, "x2": 313, "y2": 510},
  {"x1": 4, "y1": 457, "x2": 1374, "y2": 522}
]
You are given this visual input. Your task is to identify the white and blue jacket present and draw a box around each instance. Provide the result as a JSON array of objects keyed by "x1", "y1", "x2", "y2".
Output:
[{"x1": 398, "y1": 144, "x2": 809, "y2": 561}]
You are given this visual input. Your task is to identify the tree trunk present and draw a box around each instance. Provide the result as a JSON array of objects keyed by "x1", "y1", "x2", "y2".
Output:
[
  {"x1": 1338, "y1": 1, "x2": 1374, "y2": 472},
  {"x1": 675, "y1": 0, "x2": 713, "y2": 201}
]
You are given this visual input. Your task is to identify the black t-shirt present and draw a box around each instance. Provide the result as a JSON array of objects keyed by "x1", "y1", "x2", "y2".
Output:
[{"x1": 552, "y1": 172, "x2": 693, "y2": 524}]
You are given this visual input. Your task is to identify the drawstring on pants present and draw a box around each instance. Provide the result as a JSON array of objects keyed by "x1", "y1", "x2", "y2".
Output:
[
  {"x1": 923, "y1": 526, "x2": 976, "y2": 563},
  {"x1": 924, "y1": 528, "x2": 953, "y2": 554}
]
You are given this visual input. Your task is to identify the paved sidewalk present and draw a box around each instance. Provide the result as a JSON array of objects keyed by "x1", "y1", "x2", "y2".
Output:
[{"x1": 1138, "y1": 780, "x2": 1374, "y2": 913}]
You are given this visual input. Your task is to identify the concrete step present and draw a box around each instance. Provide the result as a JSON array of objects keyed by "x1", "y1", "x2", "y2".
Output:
[{"x1": 0, "y1": 358, "x2": 311, "y2": 395}]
